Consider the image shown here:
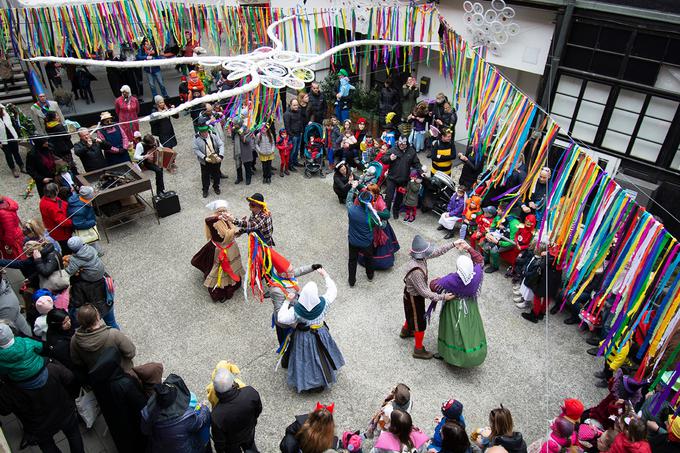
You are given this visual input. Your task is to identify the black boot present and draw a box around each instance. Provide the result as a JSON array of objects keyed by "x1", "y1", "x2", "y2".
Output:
[
  {"x1": 234, "y1": 168, "x2": 243, "y2": 184},
  {"x1": 521, "y1": 311, "x2": 539, "y2": 323},
  {"x1": 443, "y1": 229, "x2": 456, "y2": 239}
]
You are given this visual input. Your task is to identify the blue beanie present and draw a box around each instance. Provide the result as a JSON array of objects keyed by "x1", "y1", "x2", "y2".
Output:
[{"x1": 32, "y1": 288, "x2": 54, "y2": 303}]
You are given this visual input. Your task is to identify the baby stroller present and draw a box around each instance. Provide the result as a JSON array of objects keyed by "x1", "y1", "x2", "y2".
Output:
[
  {"x1": 303, "y1": 122, "x2": 325, "y2": 178},
  {"x1": 357, "y1": 160, "x2": 383, "y2": 187}
]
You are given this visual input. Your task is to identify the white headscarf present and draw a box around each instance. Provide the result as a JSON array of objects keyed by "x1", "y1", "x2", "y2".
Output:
[
  {"x1": 206, "y1": 200, "x2": 229, "y2": 211},
  {"x1": 298, "y1": 281, "x2": 320, "y2": 311},
  {"x1": 456, "y1": 255, "x2": 475, "y2": 286}
]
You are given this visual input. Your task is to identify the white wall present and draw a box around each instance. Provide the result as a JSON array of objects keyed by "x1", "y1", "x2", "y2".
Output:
[{"x1": 437, "y1": 0, "x2": 556, "y2": 76}]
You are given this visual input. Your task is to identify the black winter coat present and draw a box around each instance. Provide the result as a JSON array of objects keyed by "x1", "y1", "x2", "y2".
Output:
[
  {"x1": 307, "y1": 91, "x2": 327, "y2": 123},
  {"x1": 73, "y1": 141, "x2": 107, "y2": 172},
  {"x1": 150, "y1": 107, "x2": 179, "y2": 148},
  {"x1": 333, "y1": 170, "x2": 351, "y2": 203},
  {"x1": 88, "y1": 347, "x2": 149, "y2": 453},
  {"x1": 283, "y1": 109, "x2": 306, "y2": 135},
  {"x1": 379, "y1": 86, "x2": 400, "y2": 116},
  {"x1": 25, "y1": 147, "x2": 57, "y2": 185},
  {"x1": 381, "y1": 145, "x2": 422, "y2": 185},
  {"x1": 0, "y1": 362, "x2": 78, "y2": 445},
  {"x1": 490, "y1": 432, "x2": 528, "y2": 453},
  {"x1": 211, "y1": 386, "x2": 263, "y2": 453},
  {"x1": 45, "y1": 123, "x2": 74, "y2": 160},
  {"x1": 279, "y1": 414, "x2": 308, "y2": 453},
  {"x1": 45, "y1": 328, "x2": 75, "y2": 371}
]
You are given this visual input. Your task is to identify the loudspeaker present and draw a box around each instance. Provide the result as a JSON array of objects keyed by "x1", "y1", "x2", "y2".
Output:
[{"x1": 420, "y1": 76, "x2": 430, "y2": 95}]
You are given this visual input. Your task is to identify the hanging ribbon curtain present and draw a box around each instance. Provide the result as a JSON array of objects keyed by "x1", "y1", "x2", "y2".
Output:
[{"x1": 437, "y1": 14, "x2": 680, "y2": 411}]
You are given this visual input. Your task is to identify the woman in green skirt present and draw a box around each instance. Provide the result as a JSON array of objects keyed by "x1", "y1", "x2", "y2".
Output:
[{"x1": 430, "y1": 239, "x2": 487, "y2": 367}]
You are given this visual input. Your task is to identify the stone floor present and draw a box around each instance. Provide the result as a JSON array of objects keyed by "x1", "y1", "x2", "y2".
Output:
[{"x1": 0, "y1": 111, "x2": 608, "y2": 452}]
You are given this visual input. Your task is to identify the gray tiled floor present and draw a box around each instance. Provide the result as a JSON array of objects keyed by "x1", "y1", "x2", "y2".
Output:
[{"x1": 0, "y1": 109, "x2": 608, "y2": 452}]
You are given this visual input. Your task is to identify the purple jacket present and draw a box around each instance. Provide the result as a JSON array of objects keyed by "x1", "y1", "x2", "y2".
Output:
[{"x1": 446, "y1": 194, "x2": 465, "y2": 216}]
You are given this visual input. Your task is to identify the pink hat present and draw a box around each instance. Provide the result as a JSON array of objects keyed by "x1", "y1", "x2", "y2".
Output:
[
  {"x1": 35, "y1": 295, "x2": 54, "y2": 315},
  {"x1": 342, "y1": 431, "x2": 362, "y2": 452}
]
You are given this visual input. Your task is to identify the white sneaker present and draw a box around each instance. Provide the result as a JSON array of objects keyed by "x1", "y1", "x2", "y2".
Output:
[
  {"x1": 513, "y1": 284, "x2": 520, "y2": 290},
  {"x1": 513, "y1": 295, "x2": 523, "y2": 303},
  {"x1": 515, "y1": 301, "x2": 530, "y2": 309}
]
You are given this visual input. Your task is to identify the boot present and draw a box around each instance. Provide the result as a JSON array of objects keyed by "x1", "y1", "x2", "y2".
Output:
[
  {"x1": 234, "y1": 168, "x2": 243, "y2": 184},
  {"x1": 521, "y1": 311, "x2": 540, "y2": 323},
  {"x1": 245, "y1": 177, "x2": 251, "y2": 185},
  {"x1": 549, "y1": 303, "x2": 560, "y2": 315},
  {"x1": 399, "y1": 327, "x2": 414, "y2": 338},
  {"x1": 437, "y1": 225, "x2": 445, "y2": 231},
  {"x1": 285, "y1": 167, "x2": 290, "y2": 175},
  {"x1": 413, "y1": 347, "x2": 434, "y2": 360},
  {"x1": 594, "y1": 370, "x2": 607, "y2": 379},
  {"x1": 443, "y1": 230, "x2": 456, "y2": 239},
  {"x1": 586, "y1": 336, "x2": 600, "y2": 346},
  {"x1": 564, "y1": 316, "x2": 580, "y2": 325},
  {"x1": 587, "y1": 347, "x2": 599, "y2": 356},
  {"x1": 484, "y1": 266, "x2": 498, "y2": 274},
  {"x1": 12, "y1": 167, "x2": 19, "y2": 178},
  {"x1": 594, "y1": 379, "x2": 608, "y2": 388},
  {"x1": 280, "y1": 169, "x2": 284, "y2": 177}
]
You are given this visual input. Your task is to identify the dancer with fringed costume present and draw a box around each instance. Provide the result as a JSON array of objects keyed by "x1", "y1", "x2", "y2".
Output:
[
  {"x1": 277, "y1": 268, "x2": 345, "y2": 393},
  {"x1": 243, "y1": 232, "x2": 321, "y2": 347},
  {"x1": 401, "y1": 235, "x2": 456, "y2": 360},
  {"x1": 430, "y1": 240, "x2": 487, "y2": 367},
  {"x1": 191, "y1": 200, "x2": 244, "y2": 302}
]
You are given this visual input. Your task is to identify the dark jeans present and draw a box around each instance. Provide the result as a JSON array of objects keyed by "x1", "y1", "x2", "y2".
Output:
[
  {"x1": 2, "y1": 141, "x2": 22, "y2": 169},
  {"x1": 384, "y1": 179, "x2": 404, "y2": 216},
  {"x1": 290, "y1": 134, "x2": 302, "y2": 167},
  {"x1": 142, "y1": 161, "x2": 165, "y2": 193},
  {"x1": 37, "y1": 413, "x2": 85, "y2": 453},
  {"x1": 348, "y1": 243, "x2": 374, "y2": 285},
  {"x1": 200, "y1": 162, "x2": 221, "y2": 191}
]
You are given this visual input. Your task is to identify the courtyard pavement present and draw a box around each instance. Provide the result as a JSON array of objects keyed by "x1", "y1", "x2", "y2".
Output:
[{"x1": 0, "y1": 111, "x2": 607, "y2": 452}]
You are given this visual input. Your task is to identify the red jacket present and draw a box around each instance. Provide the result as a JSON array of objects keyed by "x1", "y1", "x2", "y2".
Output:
[
  {"x1": 609, "y1": 433, "x2": 651, "y2": 453},
  {"x1": 0, "y1": 197, "x2": 24, "y2": 259},
  {"x1": 39, "y1": 197, "x2": 72, "y2": 241}
]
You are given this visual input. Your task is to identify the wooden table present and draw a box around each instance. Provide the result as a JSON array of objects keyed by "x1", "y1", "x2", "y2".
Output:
[{"x1": 76, "y1": 162, "x2": 159, "y2": 242}]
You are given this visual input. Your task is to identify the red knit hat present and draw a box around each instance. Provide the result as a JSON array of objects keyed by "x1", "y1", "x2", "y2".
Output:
[
  {"x1": 561, "y1": 398, "x2": 584, "y2": 421},
  {"x1": 270, "y1": 249, "x2": 291, "y2": 274},
  {"x1": 357, "y1": 117, "x2": 367, "y2": 125}
]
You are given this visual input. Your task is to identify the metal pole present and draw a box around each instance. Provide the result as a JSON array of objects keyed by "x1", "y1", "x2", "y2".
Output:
[{"x1": 538, "y1": 0, "x2": 575, "y2": 111}]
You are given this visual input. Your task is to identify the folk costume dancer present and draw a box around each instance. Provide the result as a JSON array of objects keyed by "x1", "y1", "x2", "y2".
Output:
[
  {"x1": 191, "y1": 200, "x2": 244, "y2": 302},
  {"x1": 243, "y1": 233, "x2": 321, "y2": 347},
  {"x1": 401, "y1": 235, "x2": 456, "y2": 360},
  {"x1": 277, "y1": 269, "x2": 345, "y2": 393},
  {"x1": 430, "y1": 240, "x2": 487, "y2": 367}
]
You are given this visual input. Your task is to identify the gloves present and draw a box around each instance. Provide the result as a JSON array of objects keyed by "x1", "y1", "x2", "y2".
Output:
[{"x1": 312, "y1": 264, "x2": 322, "y2": 270}]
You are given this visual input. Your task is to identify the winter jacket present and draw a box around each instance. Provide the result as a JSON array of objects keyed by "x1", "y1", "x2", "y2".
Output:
[
  {"x1": 283, "y1": 109, "x2": 306, "y2": 135},
  {"x1": 446, "y1": 194, "x2": 466, "y2": 217},
  {"x1": 308, "y1": 91, "x2": 327, "y2": 122},
  {"x1": 329, "y1": 125, "x2": 343, "y2": 150},
  {"x1": 0, "y1": 197, "x2": 24, "y2": 260},
  {"x1": 0, "y1": 107, "x2": 18, "y2": 144},
  {"x1": 73, "y1": 140, "x2": 107, "y2": 172},
  {"x1": 67, "y1": 192, "x2": 97, "y2": 230},
  {"x1": 234, "y1": 132, "x2": 255, "y2": 163},
  {"x1": 141, "y1": 374, "x2": 211, "y2": 453},
  {"x1": 150, "y1": 107, "x2": 179, "y2": 148},
  {"x1": 401, "y1": 84, "x2": 419, "y2": 119},
  {"x1": 609, "y1": 433, "x2": 651, "y2": 453},
  {"x1": 379, "y1": 86, "x2": 401, "y2": 116},
  {"x1": 404, "y1": 180, "x2": 421, "y2": 207},
  {"x1": 136, "y1": 49, "x2": 163, "y2": 74},
  {"x1": 256, "y1": 133, "x2": 276, "y2": 158},
  {"x1": 648, "y1": 432, "x2": 679, "y2": 453},
  {"x1": 334, "y1": 169, "x2": 351, "y2": 202},
  {"x1": 459, "y1": 153, "x2": 481, "y2": 188},
  {"x1": 0, "y1": 278, "x2": 32, "y2": 337},
  {"x1": 346, "y1": 188, "x2": 373, "y2": 248},
  {"x1": 25, "y1": 147, "x2": 57, "y2": 185},
  {"x1": 45, "y1": 122, "x2": 74, "y2": 160},
  {"x1": 39, "y1": 196, "x2": 73, "y2": 241},
  {"x1": 29, "y1": 100, "x2": 64, "y2": 136},
  {"x1": 0, "y1": 336, "x2": 45, "y2": 382},
  {"x1": 371, "y1": 429, "x2": 429, "y2": 452},
  {"x1": 65, "y1": 243, "x2": 105, "y2": 281},
  {"x1": 381, "y1": 145, "x2": 421, "y2": 185},
  {"x1": 0, "y1": 363, "x2": 78, "y2": 445},
  {"x1": 89, "y1": 347, "x2": 149, "y2": 453},
  {"x1": 192, "y1": 132, "x2": 224, "y2": 165},
  {"x1": 70, "y1": 323, "x2": 136, "y2": 372},
  {"x1": 211, "y1": 386, "x2": 263, "y2": 453},
  {"x1": 489, "y1": 432, "x2": 528, "y2": 453},
  {"x1": 45, "y1": 327, "x2": 75, "y2": 371}
]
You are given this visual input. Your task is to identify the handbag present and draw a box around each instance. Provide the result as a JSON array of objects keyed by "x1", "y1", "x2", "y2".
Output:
[
  {"x1": 75, "y1": 387, "x2": 100, "y2": 429},
  {"x1": 74, "y1": 226, "x2": 99, "y2": 244},
  {"x1": 39, "y1": 255, "x2": 69, "y2": 292}
]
